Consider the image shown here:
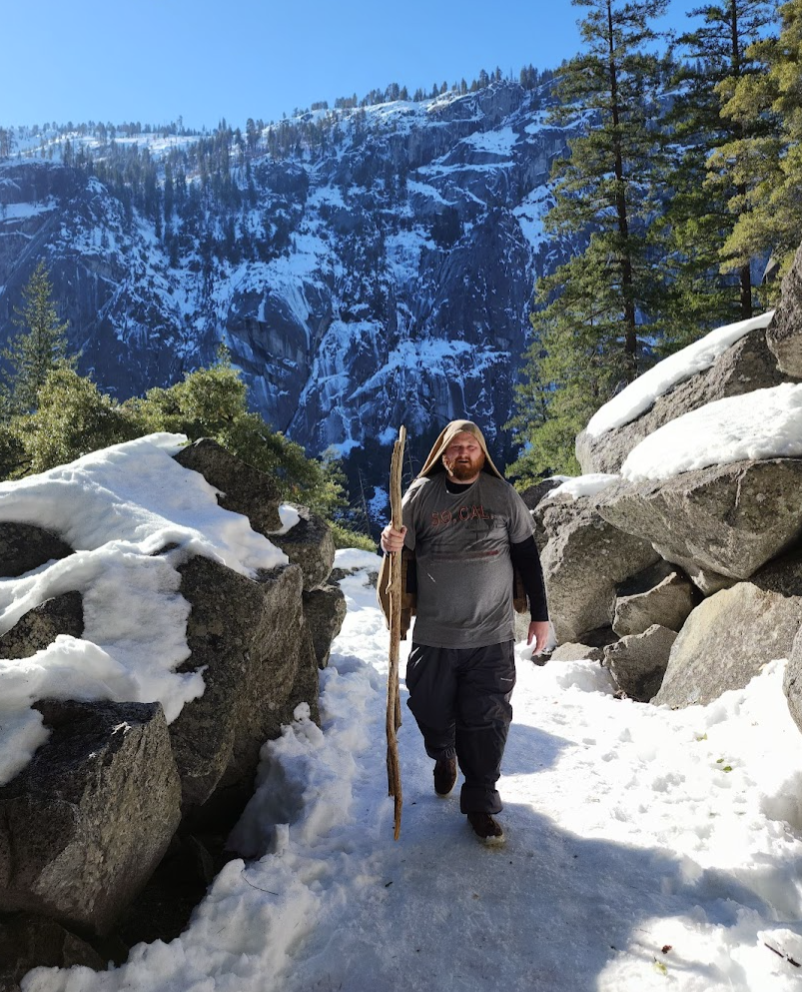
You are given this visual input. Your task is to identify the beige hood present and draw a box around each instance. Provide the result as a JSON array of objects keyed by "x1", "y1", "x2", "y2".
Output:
[{"x1": 417, "y1": 419, "x2": 504, "y2": 480}]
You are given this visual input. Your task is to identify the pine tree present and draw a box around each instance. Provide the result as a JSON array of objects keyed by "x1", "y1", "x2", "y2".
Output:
[
  {"x1": 1, "y1": 261, "x2": 74, "y2": 416},
  {"x1": 711, "y1": 0, "x2": 802, "y2": 289},
  {"x1": 509, "y1": 0, "x2": 670, "y2": 478},
  {"x1": 657, "y1": 0, "x2": 777, "y2": 349}
]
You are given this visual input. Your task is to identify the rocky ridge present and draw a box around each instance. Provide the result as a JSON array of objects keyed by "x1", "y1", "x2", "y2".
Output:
[
  {"x1": 531, "y1": 239, "x2": 802, "y2": 726},
  {"x1": 0, "y1": 83, "x2": 581, "y2": 501},
  {"x1": 0, "y1": 439, "x2": 346, "y2": 985}
]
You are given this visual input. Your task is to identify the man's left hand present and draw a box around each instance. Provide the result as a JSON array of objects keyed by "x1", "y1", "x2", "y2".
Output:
[{"x1": 527, "y1": 621, "x2": 551, "y2": 656}]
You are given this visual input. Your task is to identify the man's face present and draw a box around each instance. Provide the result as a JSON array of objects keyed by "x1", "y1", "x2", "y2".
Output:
[{"x1": 442, "y1": 432, "x2": 486, "y2": 482}]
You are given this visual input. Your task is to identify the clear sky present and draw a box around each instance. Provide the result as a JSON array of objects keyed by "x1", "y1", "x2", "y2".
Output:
[{"x1": 2, "y1": 0, "x2": 703, "y2": 132}]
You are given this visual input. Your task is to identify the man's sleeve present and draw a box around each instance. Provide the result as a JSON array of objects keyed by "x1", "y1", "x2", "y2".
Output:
[
  {"x1": 510, "y1": 535, "x2": 548, "y2": 621},
  {"x1": 507, "y1": 486, "x2": 548, "y2": 621}
]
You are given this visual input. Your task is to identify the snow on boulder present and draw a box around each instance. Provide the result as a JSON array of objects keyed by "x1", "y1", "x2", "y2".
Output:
[
  {"x1": 621, "y1": 383, "x2": 802, "y2": 482},
  {"x1": 576, "y1": 314, "x2": 780, "y2": 475}
]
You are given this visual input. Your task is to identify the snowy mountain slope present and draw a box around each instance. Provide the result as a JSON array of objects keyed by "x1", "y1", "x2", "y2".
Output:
[{"x1": 0, "y1": 82, "x2": 582, "y2": 494}]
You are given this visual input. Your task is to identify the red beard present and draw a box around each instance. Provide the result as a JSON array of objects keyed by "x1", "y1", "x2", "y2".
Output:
[{"x1": 445, "y1": 454, "x2": 485, "y2": 481}]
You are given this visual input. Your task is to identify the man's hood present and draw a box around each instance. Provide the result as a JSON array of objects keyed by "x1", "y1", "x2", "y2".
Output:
[{"x1": 417, "y1": 419, "x2": 504, "y2": 480}]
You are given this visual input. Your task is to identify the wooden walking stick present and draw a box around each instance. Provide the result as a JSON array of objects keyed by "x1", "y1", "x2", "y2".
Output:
[{"x1": 386, "y1": 424, "x2": 406, "y2": 840}]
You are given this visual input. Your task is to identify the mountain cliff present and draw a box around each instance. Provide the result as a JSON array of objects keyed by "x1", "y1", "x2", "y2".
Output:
[{"x1": 0, "y1": 81, "x2": 582, "y2": 496}]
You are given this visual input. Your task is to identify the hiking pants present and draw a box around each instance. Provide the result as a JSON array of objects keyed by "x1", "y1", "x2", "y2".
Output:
[{"x1": 405, "y1": 641, "x2": 516, "y2": 815}]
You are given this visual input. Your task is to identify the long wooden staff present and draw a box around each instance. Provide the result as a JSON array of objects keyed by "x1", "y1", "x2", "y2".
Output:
[{"x1": 386, "y1": 425, "x2": 406, "y2": 840}]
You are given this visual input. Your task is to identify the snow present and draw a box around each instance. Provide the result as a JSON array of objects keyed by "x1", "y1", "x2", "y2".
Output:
[
  {"x1": 273, "y1": 504, "x2": 301, "y2": 534},
  {"x1": 545, "y1": 472, "x2": 620, "y2": 501},
  {"x1": 18, "y1": 545, "x2": 802, "y2": 992},
  {"x1": 0, "y1": 433, "x2": 287, "y2": 786},
  {"x1": 586, "y1": 311, "x2": 776, "y2": 438},
  {"x1": 461, "y1": 125, "x2": 519, "y2": 156},
  {"x1": 622, "y1": 383, "x2": 802, "y2": 482}
]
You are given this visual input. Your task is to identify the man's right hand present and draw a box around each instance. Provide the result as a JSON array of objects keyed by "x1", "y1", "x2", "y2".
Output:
[{"x1": 380, "y1": 524, "x2": 407, "y2": 554}]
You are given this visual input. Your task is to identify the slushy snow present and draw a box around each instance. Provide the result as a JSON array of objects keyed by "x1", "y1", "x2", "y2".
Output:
[{"x1": 19, "y1": 548, "x2": 802, "y2": 992}]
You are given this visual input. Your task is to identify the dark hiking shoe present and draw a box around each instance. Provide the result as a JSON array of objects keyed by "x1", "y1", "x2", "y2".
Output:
[
  {"x1": 467, "y1": 812, "x2": 505, "y2": 845},
  {"x1": 433, "y1": 757, "x2": 457, "y2": 797}
]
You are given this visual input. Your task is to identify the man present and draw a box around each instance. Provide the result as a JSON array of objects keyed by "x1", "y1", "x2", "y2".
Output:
[{"x1": 380, "y1": 419, "x2": 549, "y2": 844}]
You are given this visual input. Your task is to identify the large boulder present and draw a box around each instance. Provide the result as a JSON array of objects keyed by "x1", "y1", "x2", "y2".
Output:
[
  {"x1": 0, "y1": 699, "x2": 181, "y2": 936},
  {"x1": 269, "y1": 505, "x2": 335, "y2": 591},
  {"x1": 612, "y1": 561, "x2": 695, "y2": 636},
  {"x1": 303, "y1": 585, "x2": 347, "y2": 668},
  {"x1": 550, "y1": 626, "x2": 618, "y2": 663},
  {"x1": 576, "y1": 326, "x2": 788, "y2": 475},
  {"x1": 537, "y1": 494, "x2": 660, "y2": 643},
  {"x1": 603, "y1": 624, "x2": 678, "y2": 702},
  {"x1": 767, "y1": 243, "x2": 802, "y2": 377},
  {"x1": 654, "y1": 550, "x2": 802, "y2": 709},
  {"x1": 167, "y1": 556, "x2": 319, "y2": 810},
  {"x1": 0, "y1": 523, "x2": 73, "y2": 578},
  {"x1": 596, "y1": 458, "x2": 802, "y2": 585},
  {"x1": 0, "y1": 592, "x2": 83, "y2": 660},
  {"x1": 783, "y1": 627, "x2": 802, "y2": 735},
  {"x1": 174, "y1": 438, "x2": 282, "y2": 535},
  {"x1": 520, "y1": 478, "x2": 564, "y2": 552},
  {"x1": 0, "y1": 913, "x2": 104, "y2": 992}
]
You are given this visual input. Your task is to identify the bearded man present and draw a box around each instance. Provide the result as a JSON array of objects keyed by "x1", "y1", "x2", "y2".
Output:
[{"x1": 380, "y1": 420, "x2": 549, "y2": 844}]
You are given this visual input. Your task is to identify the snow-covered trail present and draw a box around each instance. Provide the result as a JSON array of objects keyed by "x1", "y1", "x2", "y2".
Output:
[{"x1": 23, "y1": 552, "x2": 802, "y2": 992}]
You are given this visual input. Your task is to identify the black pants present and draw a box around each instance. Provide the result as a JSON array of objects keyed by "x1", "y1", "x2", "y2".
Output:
[{"x1": 405, "y1": 641, "x2": 516, "y2": 814}]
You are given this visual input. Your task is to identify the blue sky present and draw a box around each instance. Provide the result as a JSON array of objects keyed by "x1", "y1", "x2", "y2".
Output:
[{"x1": 3, "y1": 0, "x2": 702, "y2": 132}]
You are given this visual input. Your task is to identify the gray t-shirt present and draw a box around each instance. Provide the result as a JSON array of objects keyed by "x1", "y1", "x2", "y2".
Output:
[{"x1": 402, "y1": 471, "x2": 534, "y2": 648}]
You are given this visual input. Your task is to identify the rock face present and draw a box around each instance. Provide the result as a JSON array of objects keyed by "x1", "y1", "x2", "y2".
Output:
[
  {"x1": 0, "y1": 439, "x2": 345, "y2": 969},
  {"x1": 0, "y1": 913, "x2": 104, "y2": 991},
  {"x1": 303, "y1": 585, "x2": 348, "y2": 668},
  {"x1": 0, "y1": 83, "x2": 584, "y2": 500},
  {"x1": 596, "y1": 459, "x2": 802, "y2": 584},
  {"x1": 654, "y1": 551, "x2": 802, "y2": 708},
  {"x1": 174, "y1": 438, "x2": 282, "y2": 534},
  {"x1": 270, "y1": 505, "x2": 336, "y2": 591},
  {"x1": 0, "y1": 592, "x2": 83, "y2": 660},
  {"x1": 767, "y1": 243, "x2": 802, "y2": 377},
  {"x1": 0, "y1": 523, "x2": 73, "y2": 578},
  {"x1": 537, "y1": 494, "x2": 659, "y2": 643},
  {"x1": 168, "y1": 556, "x2": 319, "y2": 809},
  {"x1": 612, "y1": 561, "x2": 695, "y2": 637},
  {"x1": 603, "y1": 624, "x2": 678, "y2": 702},
  {"x1": 550, "y1": 626, "x2": 618, "y2": 663},
  {"x1": 783, "y1": 627, "x2": 802, "y2": 735},
  {"x1": 520, "y1": 478, "x2": 564, "y2": 552},
  {"x1": 0, "y1": 699, "x2": 181, "y2": 935},
  {"x1": 576, "y1": 326, "x2": 788, "y2": 475}
]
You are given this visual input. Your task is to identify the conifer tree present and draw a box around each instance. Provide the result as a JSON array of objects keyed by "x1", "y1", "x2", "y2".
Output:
[
  {"x1": 1, "y1": 261, "x2": 74, "y2": 416},
  {"x1": 509, "y1": 0, "x2": 669, "y2": 478},
  {"x1": 657, "y1": 0, "x2": 777, "y2": 349},
  {"x1": 711, "y1": 0, "x2": 802, "y2": 289}
]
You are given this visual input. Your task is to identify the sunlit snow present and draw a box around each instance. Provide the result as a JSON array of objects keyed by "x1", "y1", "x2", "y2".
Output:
[
  {"x1": 21, "y1": 550, "x2": 802, "y2": 992},
  {"x1": 586, "y1": 311, "x2": 775, "y2": 438},
  {"x1": 622, "y1": 383, "x2": 802, "y2": 482}
]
